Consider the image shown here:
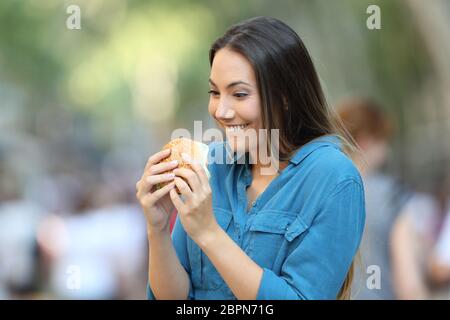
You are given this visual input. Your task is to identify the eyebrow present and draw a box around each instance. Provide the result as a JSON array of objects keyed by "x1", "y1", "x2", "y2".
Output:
[{"x1": 209, "y1": 79, "x2": 252, "y2": 89}]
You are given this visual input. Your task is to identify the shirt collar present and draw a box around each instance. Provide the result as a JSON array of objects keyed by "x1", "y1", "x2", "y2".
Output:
[
  {"x1": 208, "y1": 141, "x2": 248, "y2": 165},
  {"x1": 289, "y1": 135, "x2": 342, "y2": 166}
]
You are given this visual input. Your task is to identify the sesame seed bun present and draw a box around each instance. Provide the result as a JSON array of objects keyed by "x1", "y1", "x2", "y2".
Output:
[{"x1": 156, "y1": 138, "x2": 210, "y2": 190}]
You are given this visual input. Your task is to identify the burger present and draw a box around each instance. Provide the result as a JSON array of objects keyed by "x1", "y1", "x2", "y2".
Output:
[{"x1": 156, "y1": 138, "x2": 210, "y2": 190}]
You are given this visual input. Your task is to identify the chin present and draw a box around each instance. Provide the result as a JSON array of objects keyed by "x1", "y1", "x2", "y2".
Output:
[{"x1": 220, "y1": 123, "x2": 260, "y2": 155}]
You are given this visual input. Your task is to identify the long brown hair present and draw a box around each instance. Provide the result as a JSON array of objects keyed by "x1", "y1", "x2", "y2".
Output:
[{"x1": 210, "y1": 16, "x2": 360, "y2": 299}]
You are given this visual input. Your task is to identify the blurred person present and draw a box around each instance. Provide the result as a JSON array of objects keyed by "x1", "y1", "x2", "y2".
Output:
[
  {"x1": 2, "y1": 171, "x2": 94, "y2": 299},
  {"x1": 0, "y1": 200, "x2": 44, "y2": 298},
  {"x1": 336, "y1": 97, "x2": 411, "y2": 299},
  {"x1": 429, "y1": 199, "x2": 450, "y2": 289},
  {"x1": 38, "y1": 180, "x2": 148, "y2": 299},
  {"x1": 391, "y1": 172, "x2": 450, "y2": 299},
  {"x1": 426, "y1": 174, "x2": 450, "y2": 290},
  {"x1": 0, "y1": 160, "x2": 47, "y2": 299},
  {"x1": 136, "y1": 17, "x2": 365, "y2": 300}
]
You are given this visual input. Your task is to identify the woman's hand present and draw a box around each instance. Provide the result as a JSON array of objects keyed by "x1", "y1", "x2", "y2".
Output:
[
  {"x1": 136, "y1": 148, "x2": 179, "y2": 233},
  {"x1": 169, "y1": 153, "x2": 219, "y2": 243}
]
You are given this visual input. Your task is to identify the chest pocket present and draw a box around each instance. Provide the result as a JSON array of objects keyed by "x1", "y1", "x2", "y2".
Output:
[
  {"x1": 188, "y1": 208, "x2": 233, "y2": 290},
  {"x1": 246, "y1": 210, "x2": 309, "y2": 268}
]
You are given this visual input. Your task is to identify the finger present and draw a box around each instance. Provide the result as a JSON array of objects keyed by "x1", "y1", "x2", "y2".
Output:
[
  {"x1": 181, "y1": 152, "x2": 209, "y2": 187},
  {"x1": 137, "y1": 173, "x2": 174, "y2": 198},
  {"x1": 141, "y1": 181, "x2": 175, "y2": 207},
  {"x1": 187, "y1": 161, "x2": 209, "y2": 186},
  {"x1": 135, "y1": 180, "x2": 141, "y2": 194},
  {"x1": 170, "y1": 188, "x2": 187, "y2": 214},
  {"x1": 144, "y1": 148, "x2": 171, "y2": 172},
  {"x1": 146, "y1": 159, "x2": 178, "y2": 175},
  {"x1": 148, "y1": 181, "x2": 176, "y2": 202},
  {"x1": 136, "y1": 179, "x2": 144, "y2": 199},
  {"x1": 173, "y1": 176, "x2": 193, "y2": 198},
  {"x1": 147, "y1": 173, "x2": 175, "y2": 188},
  {"x1": 173, "y1": 167, "x2": 201, "y2": 192}
]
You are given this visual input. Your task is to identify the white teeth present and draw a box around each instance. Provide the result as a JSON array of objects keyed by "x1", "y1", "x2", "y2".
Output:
[{"x1": 227, "y1": 124, "x2": 248, "y2": 132}]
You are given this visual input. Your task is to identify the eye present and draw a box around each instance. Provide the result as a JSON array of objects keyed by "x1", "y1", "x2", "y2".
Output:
[
  {"x1": 234, "y1": 92, "x2": 248, "y2": 98},
  {"x1": 208, "y1": 90, "x2": 219, "y2": 97}
]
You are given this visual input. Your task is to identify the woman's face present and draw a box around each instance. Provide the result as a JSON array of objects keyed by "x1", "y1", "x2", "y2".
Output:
[{"x1": 208, "y1": 48, "x2": 262, "y2": 154}]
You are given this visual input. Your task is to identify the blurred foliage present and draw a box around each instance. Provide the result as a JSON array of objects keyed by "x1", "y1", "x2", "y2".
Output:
[{"x1": 0, "y1": 0, "x2": 449, "y2": 191}]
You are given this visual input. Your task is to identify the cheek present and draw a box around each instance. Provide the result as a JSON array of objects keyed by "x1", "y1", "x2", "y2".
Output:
[
  {"x1": 238, "y1": 98, "x2": 262, "y2": 125},
  {"x1": 208, "y1": 99, "x2": 216, "y2": 117}
]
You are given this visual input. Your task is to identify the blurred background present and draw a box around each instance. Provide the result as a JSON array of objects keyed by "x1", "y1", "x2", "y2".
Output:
[{"x1": 0, "y1": 0, "x2": 449, "y2": 299}]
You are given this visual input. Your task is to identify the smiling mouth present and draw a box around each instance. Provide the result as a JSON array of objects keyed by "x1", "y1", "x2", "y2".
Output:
[{"x1": 225, "y1": 123, "x2": 250, "y2": 132}]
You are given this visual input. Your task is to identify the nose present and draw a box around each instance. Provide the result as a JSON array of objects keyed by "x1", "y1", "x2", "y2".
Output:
[{"x1": 215, "y1": 98, "x2": 235, "y2": 120}]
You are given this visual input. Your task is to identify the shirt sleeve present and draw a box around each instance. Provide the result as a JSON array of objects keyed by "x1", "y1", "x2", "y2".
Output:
[
  {"x1": 147, "y1": 214, "x2": 195, "y2": 300},
  {"x1": 256, "y1": 179, "x2": 366, "y2": 300}
]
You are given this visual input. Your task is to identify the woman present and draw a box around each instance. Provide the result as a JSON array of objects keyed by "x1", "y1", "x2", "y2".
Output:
[
  {"x1": 391, "y1": 174, "x2": 450, "y2": 299},
  {"x1": 136, "y1": 16, "x2": 365, "y2": 300},
  {"x1": 336, "y1": 97, "x2": 411, "y2": 299}
]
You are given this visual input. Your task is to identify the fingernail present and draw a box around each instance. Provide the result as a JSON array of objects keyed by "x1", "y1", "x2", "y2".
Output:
[
  {"x1": 170, "y1": 160, "x2": 178, "y2": 165},
  {"x1": 167, "y1": 173, "x2": 175, "y2": 178}
]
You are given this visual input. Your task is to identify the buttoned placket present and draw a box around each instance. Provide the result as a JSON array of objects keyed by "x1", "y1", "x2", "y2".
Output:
[
  {"x1": 244, "y1": 161, "x2": 262, "y2": 214},
  {"x1": 234, "y1": 164, "x2": 253, "y2": 245}
]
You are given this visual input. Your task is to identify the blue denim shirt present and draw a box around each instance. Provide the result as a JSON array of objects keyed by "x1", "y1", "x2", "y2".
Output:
[{"x1": 147, "y1": 135, "x2": 365, "y2": 300}]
